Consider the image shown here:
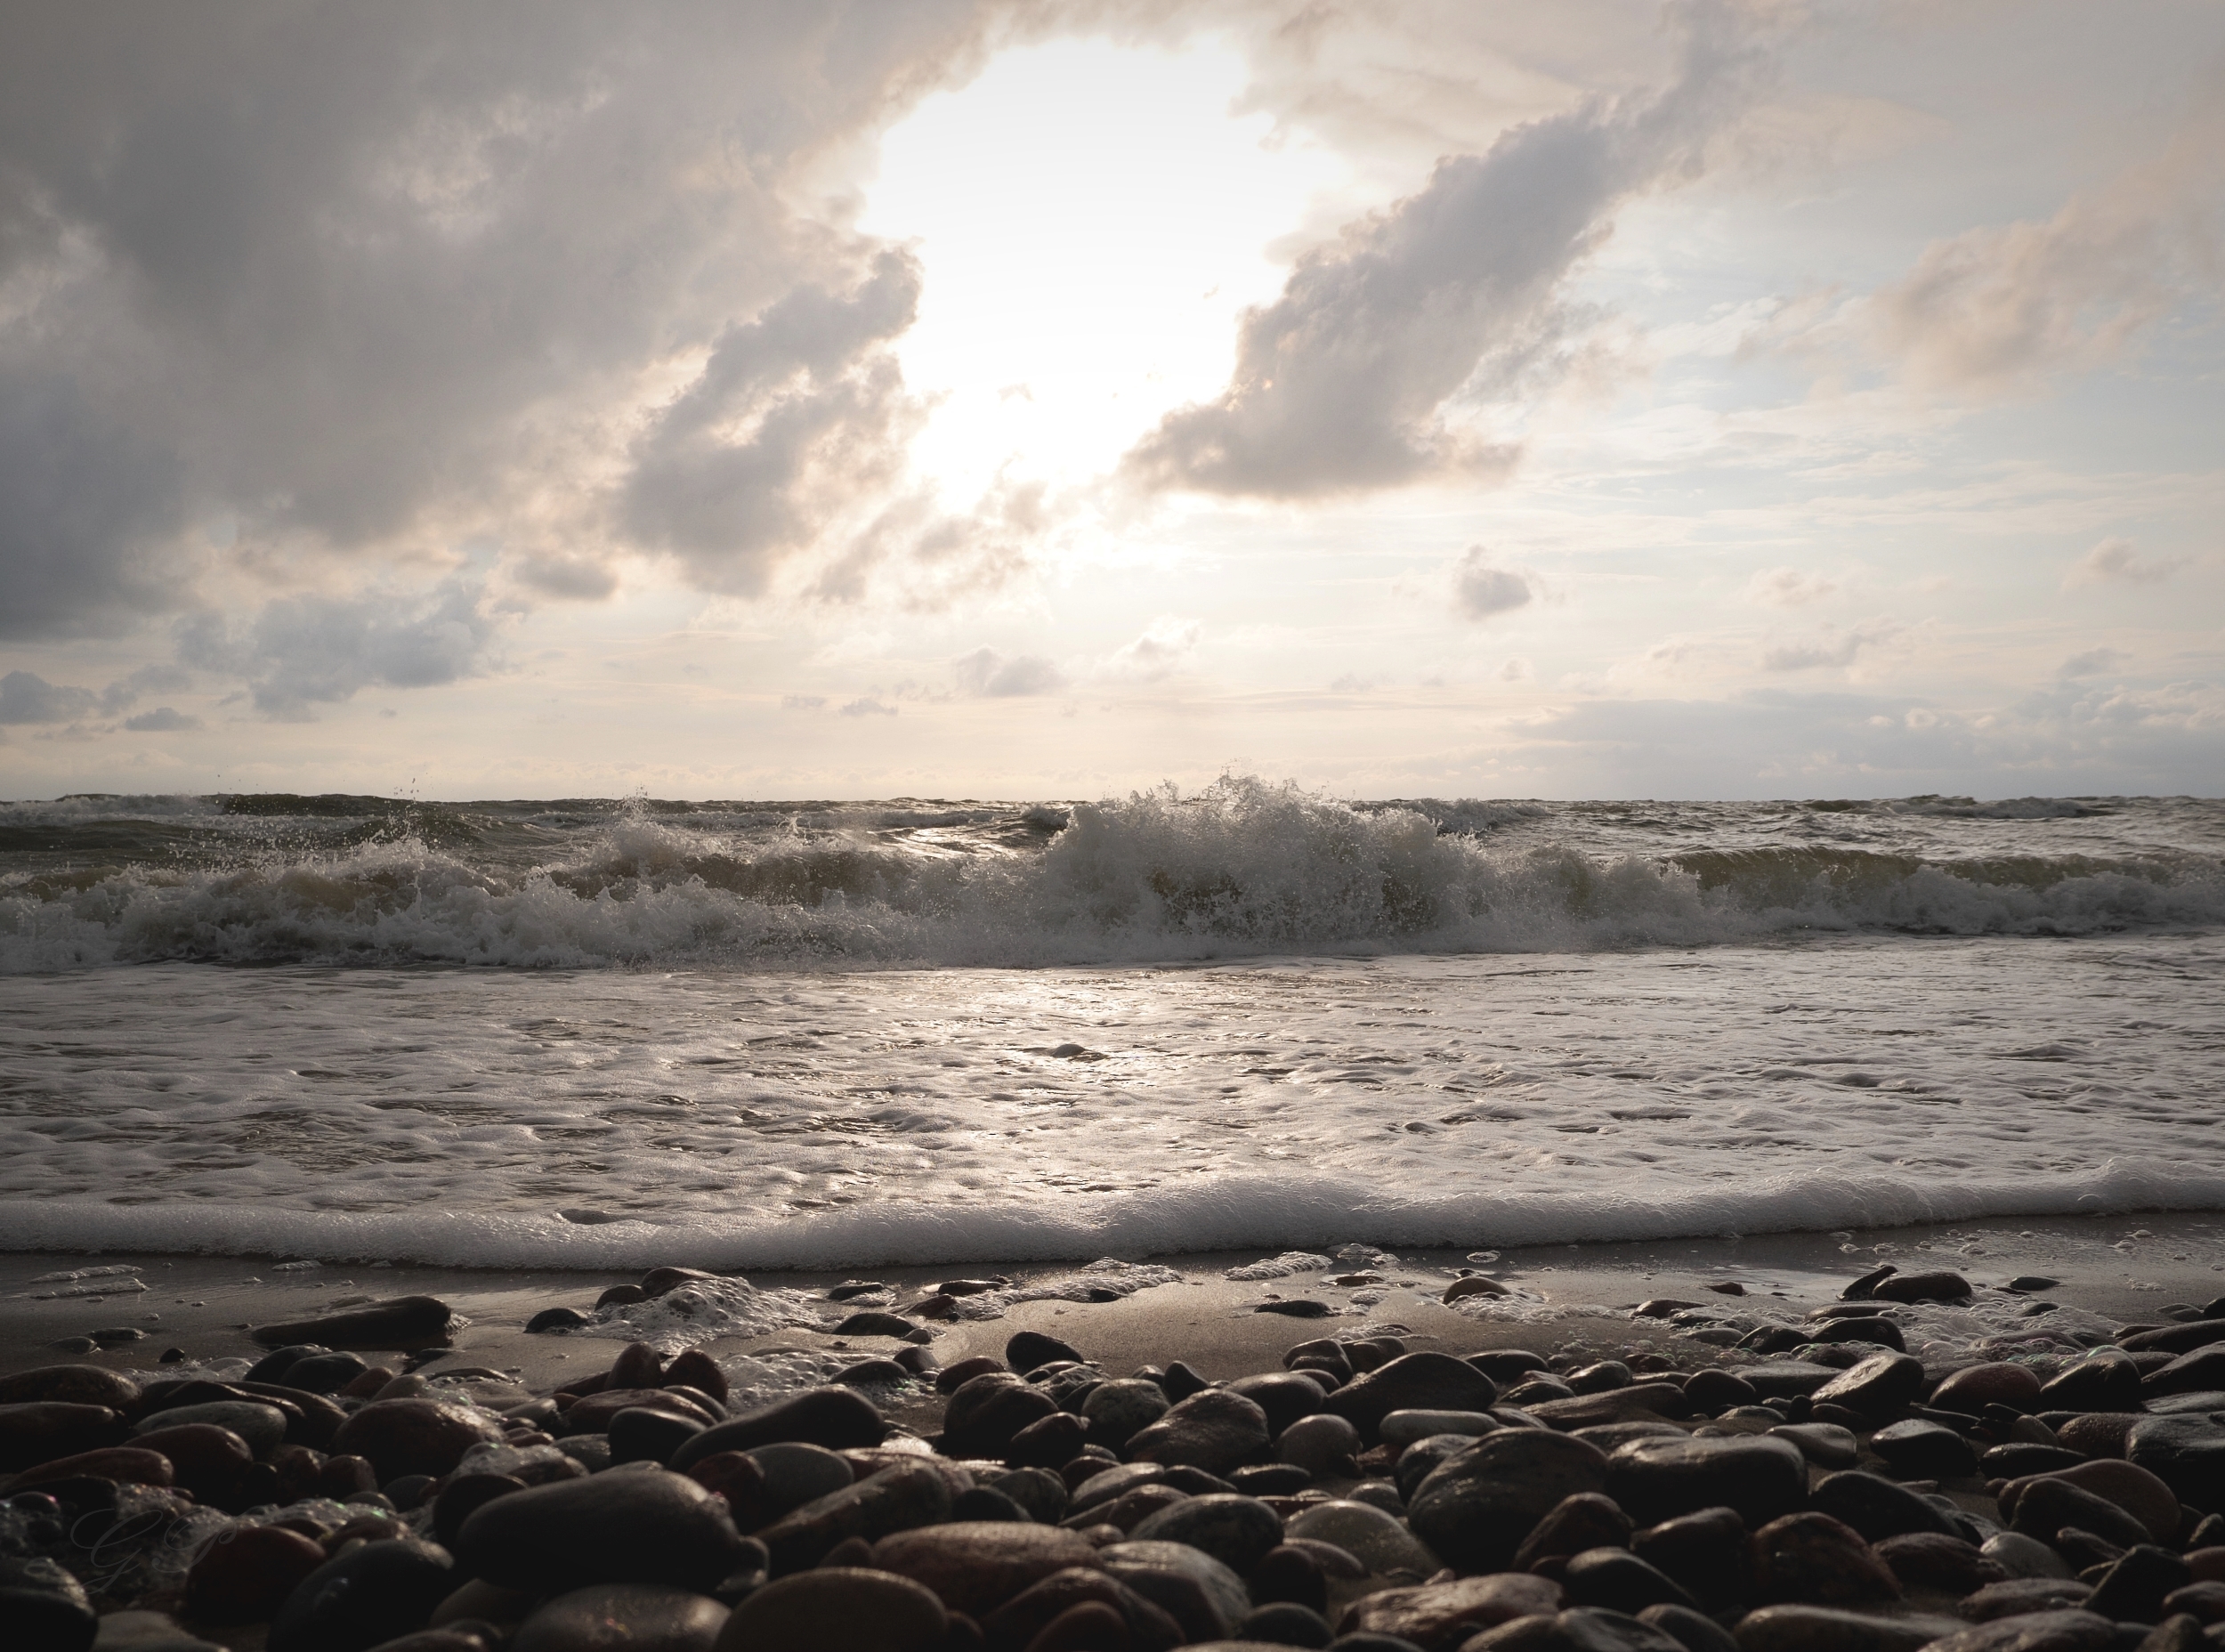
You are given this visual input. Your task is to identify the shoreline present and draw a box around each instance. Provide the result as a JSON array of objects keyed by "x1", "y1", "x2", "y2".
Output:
[{"x1": 8, "y1": 1210, "x2": 2221, "y2": 1390}]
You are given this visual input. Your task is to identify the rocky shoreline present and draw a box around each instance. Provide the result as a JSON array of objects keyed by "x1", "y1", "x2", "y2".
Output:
[{"x1": 3, "y1": 1256, "x2": 2224, "y2": 1652}]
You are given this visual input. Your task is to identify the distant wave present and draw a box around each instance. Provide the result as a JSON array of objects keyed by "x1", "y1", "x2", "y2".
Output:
[
  {"x1": 3, "y1": 1159, "x2": 2221, "y2": 1269},
  {"x1": 4, "y1": 776, "x2": 2219, "y2": 971}
]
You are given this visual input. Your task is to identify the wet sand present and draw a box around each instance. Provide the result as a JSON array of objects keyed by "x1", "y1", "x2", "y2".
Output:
[{"x1": 6, "y1": 1211, "x2": 2221, "y2": 1407}]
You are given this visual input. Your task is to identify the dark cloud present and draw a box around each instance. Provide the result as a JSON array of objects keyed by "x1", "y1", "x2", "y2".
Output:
[
  {"x1": 838, "y1": 696, "x2": 897, "y2": 717},
  {"x1": 1760, "y1": 619, "x2": 1898, "y2": 672},
  {"x1": 122, "y1": 706, "x2": 203, "y2": 732},
  {"x1": 1124, "y1": 1, "x2": 1773, "y2": 497},
  {"x1": 952, "y1": 647, "x2": 1065, "y2": 697},
  {"x1": 2062, "y1": 537, "x2": 2183, "y2": 589},
  {"x1": 513, "y1": 555, "x2": 620, "y2": 603},
  {"x1": 0, "y1": 671, "x2": 98, "y2": 725},
  {"x1": 178, "y1": 579, "x2": 502, "y2": 719},
  {"x1": 1452, "y1": 547, "x2": 1533, "y2": 620}
]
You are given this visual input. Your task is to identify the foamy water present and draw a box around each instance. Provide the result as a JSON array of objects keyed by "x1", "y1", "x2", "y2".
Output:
[{"x1": 2, "y1": 781, "x2": 2219, "y2": 1267}]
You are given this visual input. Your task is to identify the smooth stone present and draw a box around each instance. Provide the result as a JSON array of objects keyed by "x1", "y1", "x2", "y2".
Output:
[
  {"x1": 0, "y1": 1401, "x2": 128, "y2": 1473},
  {"x1": 1562, "y1": 1547, "x2": 1699, "y2": 1616},
  {"x1": 986, "y1": 1467, "x2": 1070, "y2": 1526},
  {"x1": 2126, "y1": 1413, "x2": 2225, "y2": 1512},
  {"x1": 1749, "y1": 1511, "x2": 1900, "y2": 1607},
  {"x1": 1730, "y1": 1604, "x2": 1967, "y2": 1650},
  {"x1": 1808, "y1": 1471, "x2": 1962, "y2": 1543},
  {"x1": 611, "y1": 1407, "x2": 707, "y2": 1467},
  {"x1": 941, "y1": 1373, "x2": 1058, "y2": 1460},
  {"x1": 1082, "y1": 1378, "x2": 1171, "y2": 1450},
  {"x1": 510, "y1": 1583, "x2": 726, "y2": 1650},
  {"x1": 1982, "y1": 1444, "x2": 2087, "y2": 1478},
  {"x1": 1130, "y1": 1494, "x2": 1287, "y2": 1575},
  {"x1": 984, "y1": 1567, "x2": 1185, "y2": 1651},
  {"x1": 0, "y1": 1365, "x2": 140, "y2": 1408},
  {"x1": 1278, "y1": 1413, "x2": 1362, "y2": 1478},
  {"x1": 1322, "y1": 1353, "x2": 1500, "y2": 1444},
  {"x1": 328, "y1": 1398, "x2": 506, "y2": 1481},
  {"x1": 1, "y1": 1557, "x2": 98, "y2": 1652},
  {"x1": 1961, "y1": 1577, "x2": 2095, "y2": 1621},
  {"x1": 12, "y1": 1446, "x2": 174, "y2": 1494},
  {"x1": 2039, "y1": 1353, "x2": 2147, "y2": 1413},
  {"x1": 1739, "y1": 1364, "x2": 1839, "y2": 1400},
  {"x1": 1686, "y1": 1371, "x2": 1761, "y2": 1413},
  {"x1": 1381, "y1": 1409, "x2": 1498, "y2": 1448},
  {"x1": 668, "y1": 1389, "x2": 885, "y2": 1469},
  {"x1": 1638, "y1": 1603, "x2": 1741, "y2": 1652},
  {"x1": 1872, "y1": 1532, "x2": 2005, "y2": 1595},
  {"x1": 868, "y1": 1521, "x2": 1098, "y2": 1617},
  {"x1": 1098, "y1": 1539, "x2": 1251, "y2": 1643},
  {"x1": 1631, "y1": 1508, "x2": 1750, "y2": 1614},
  {"x1": 1334, "y1": 1572, "x2": 1564, "y2": 1647},
  {"x1": 1407, "y1": 1429, "x2": 1611, "y2": 1573},
  {"x1": 132, "y1": 1400, "x2": 285, "y2": 1460},
  {"x1": 1235, "y1": 1600, "x2": 1336, "y2": 1647},
  {"x1": 1807, "y1": 1318, "x2": 1907, "y2": 1353},
  {"x1": 184, "y1": 1524, "x2": 331, "y2": 1625},
  {"x1": 1007, "y1": 1332, "x2": 1084, "y2": 1374},
  {"x1": 1810, "y1": 1355, "x2": 1929, "y2": 1421},
  {"x1": 249, "y1": 1295, "x2": 456, "y2": 1350},
  {"x1": 1981, "y1": 1532, "x2": 2075, "y2": 1580},
  {"x1": 739, "y1": 1442, "x2": 854, "y2": 1522},
  {"x1": 2010, "y1": 1477, "x2": 2152, "y2": 1551},
  {"x1": 1467, "y1": 1606, "x2": 1687, "y2": 1649},
  {"x1": 715, "y1": 1567, "x2": 945, "y2": 1651},
  {"x1": 1869, "y1": 1419, "x2": 1978, "y2": 1481},
  {"x1": 1226, "y1": 1373, "x2": 1327, "y2": 1437},
  {"x1": 1768, "y1": 1423, "x2": 1859, "y2": 1469},
  {"x1": 2083, "y1": 1543, "x2": 2192, "y2": 1625},
  {"x1": 2006, "y1": 1460, "x2": 2182, "y2": 1545},
  {"x1": 1513, "y1": 1493, "x2": 1636, "y2": 1572},
  {"x1": 1126, "y1": 1388, "x2": 1272, "y2": 1475},
  {"x1": 756, "y1": 1461, "x2": 956, "y2": 1573},
  {"x1": 1285, "y1": 1500, "x2": 1441, "y2": 1575},
  {"x1": 268, "y1": 1538, "x2": 454, "y2": 1652},
  {"x1": 457, "y1": 1468, "x2": 748, "y2": 1592},
  {"x1": 1917, "y1": 1610, "x2": 2119, "y2": 1649},
  {"x1": 1606, "y1": 1435, "x2": 1807, "y2": 1528},
  {"x1": 1869, "y1": 1272, "x2": 1970, "y2": 1305},
  {"x1": 1932, "y1": 1364, "x2": 2044, "y2": 1414},
  {"x1": 89, "y1": 1608, "x2": 227, "y2": 1650}
]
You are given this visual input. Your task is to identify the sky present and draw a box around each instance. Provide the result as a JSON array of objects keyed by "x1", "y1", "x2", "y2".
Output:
[{"x1": 0, "y1": 0, "x2": 2220, "y2": 803}]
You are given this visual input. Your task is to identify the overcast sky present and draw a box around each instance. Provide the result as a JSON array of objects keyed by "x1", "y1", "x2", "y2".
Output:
[{"x1": 2, "y1": 1, "x2": 2219, "y2": 801}]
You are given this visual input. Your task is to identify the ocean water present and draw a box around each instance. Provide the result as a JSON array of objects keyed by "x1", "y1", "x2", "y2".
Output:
[{"x1": 2, "y1": 778, "x2": 2220, "y2": 1269}]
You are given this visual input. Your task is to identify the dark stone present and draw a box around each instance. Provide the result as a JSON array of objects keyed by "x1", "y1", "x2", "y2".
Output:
[
  {"x1": 2126, "y1": 1413, "x2": 2225, "y2": 1512},
  {"x1": 870, "y1": 1520, "x2": 1099, "y2": 1617},
  {"x1": 2083, "y1": 1544, "x2": 2191, "y2": 1624},
  {"x1": 668, "y1": 1388, "x2": 885, "y2": 1470},
  {"x1": 0, "y1": 1365, "x2": 140, "y2": 1408},
  {"x1": 1869, "y1": 1271, "x2": 1970, "y2": 1305},
  {"x1": 1961, "y1": 1576, "x2": 2094, "y2": 1621},
  {"x1": 981, "y1": 1566, "x2": 1184, "y2": 1652},
  {"x1": 1233, "y1": 1462, "x2": 1315, "y2": 1495},
  {"x1": 0, "y1": 1557, "x2": 97, "y2": 1652},
  {"x1": 1125, "y1": 1388, "x2": 1272, "y2": 1476},
  {"x1": 1159, "y1": 1362, "x2": 1211, "y2": 1403},
  {"x1": 1258, "y1": 1300, "x2": 1333, "y2": 1317},
  {"x1": 1006, "y1": 1410, "x2": 1089, "y2": 1470},
  {"x1": 1332, "y1": 1572, "x2": 1564, "y2": 1647},
  {"x1": 950, "y1": 1485, "x2": 1032, "y2": 1523},
  {"x1": 1841, "y1": 1265, "x2": 1897, "y2": 1300},
  {"x1": 1873, "y1": 1532, "x2": 2006, "y2": 1594},
  {"x1": 250, "y1": 1295, "x2": 456, "y2": 1350},
  {"x1": 1081, "y1": 1379, "x2": 1171, "y2": 1452},
  {"x1": 1636, "y1": 1602, "x2": 1740, "y2": 1652},
  {"x1": 2122, "y1": 1320, "x2": 2225, "y2": 1356},
  {"x1": 1982, "y1": 1444, "x2": 2088, "y2": 1479},
  {"x1": 457, "y1": 1468, "x2": 748, "y2": 1591},
  {"x1": 607, "y1": 1407, "x2": 707, "y2": 1466},
  {"x1": 1407, "y1": 1429, "x2": 1612, "y2": 1574},
  {"x1": 268, "y1": 1537, "x2": 454, "y2": 1652},
  {"x1": 834, "y1": 1311, "x2": 918, "y2": 1338},
  {"x1": 328, "y1": 1398, "x2": 505, "y2": 1481},
  {"x1": 943, "y1": 1373, "x2": 1059, "y2": 1460},
  {"x1": 1605, "y1": 1435, "x2": 1806, "y2": 1528},
  {"x1": 1630, "y1": 1508, "x2": 1750, "y2": 1613},
  {"x1": 2011, "y1": 1478, "x2": 2155, "y2": 1552},
  {"x1": 1129, "y1": 1493, "x2": 1286, "y2": 1575},
  {"x1": 1562, "y1": 1547, "x2": 1698, "y2": 1616},
  {"x1": 1396, "y1": 1433, "x2": 1485, "y2": 1502},
  {"x1": 0, "y1": 1402, "x2": 126, "y2": 1471},
  {"x1": 1514, "y1": 1494, "x2": 1636, "y2": 1570},
  {"x1": 433, "y1": 1472, "x2": 525, "y2": 1550},
  {"x1": 1749, "y1": 1511, "x2": 1899, "y2": 1607},
  {"x1": 755, "y1": 1461, "x2": 957, "y2": 1573},
  {"x1": 1098, "y1": 1539, "x2": 1251, "y2": 1641},
  {"x1": 127, "y1": 1422, "x2": 254, "y2": 1501},
  {"x1": 721, "y1": 1566, "x2": 946, "y2": 1649},
  {"x1": 509, "y1": 1582, "x2": 728, "y2": 1650},
  {"x1": 1321, "y1": 1353, "x2": 1500, "y2": 1445},
  {"x1": 1808, "y1": 1354, "x2": 1928, "y2": 1421},
  {"x1": 1739, "y1": 1363, "x2": 1840, "y2": 1399},
  {"x1": 1808, "y1": 1471, "x2": 1962, "y2": 1543},
  {"x1": 1252, "y1": 1544, "x2": 1329, "y2": 1615},
  {"x1": 525, "y1": 1308, "x2": 591, "y2": 1333},
  {"x1": 1228, "y1": 1373, "x2": 1328, "y2": 1437},
  {"x1": 1684, "y1": 1371, "x2": 1760, "y2": 1413},
  {"x1": 2145, "y1": 1347, "x2": 2225, "y2": 1400},
  {"x1": 1007, "y1": 1332, "x2": 1083, "y2": 1374},
  {"x1": 1239, "y1": 1599, "x2": 1337, "y2": 1647},
  {"x1": 279, "y1": 1351, "x2": 370, "y2": 1394},
  {"x1": 185, "y1": 1522, "x2": 331, "y2": 1623},
  {"x1": 1808, "y1": 1318, "x2": 1907, "y2": 1352},
  {"x1": 1869, "y1": 1419, "x2": 1978, "y2": 1481},
  {"x1": 2038, "y1": 1353, "x2": 2148, "y2": 1413}
]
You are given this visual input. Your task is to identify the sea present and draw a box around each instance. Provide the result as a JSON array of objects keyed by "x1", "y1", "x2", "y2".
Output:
[{"x1": 2, "y1": 777, "x2": 2221, "y2": 1273}]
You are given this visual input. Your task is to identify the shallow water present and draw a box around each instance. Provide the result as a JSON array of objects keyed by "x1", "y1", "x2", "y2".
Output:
[{"x1": 4, "y1": 930, "x2": 2220, "y2": 1268}]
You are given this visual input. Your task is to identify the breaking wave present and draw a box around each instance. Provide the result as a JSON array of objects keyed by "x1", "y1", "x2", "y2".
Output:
[{"x1": 4, "y1": 776, "x2": 2219, "y2": 971}]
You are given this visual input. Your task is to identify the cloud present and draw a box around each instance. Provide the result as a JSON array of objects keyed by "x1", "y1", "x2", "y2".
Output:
[
  {"x1": 0, "y1": 670, "x2": 98, "y2": 724},
  {"x1": 2063, "y1": 536, "x2": 2184, "y2": 589},
  {"x1": 1122, "y1": 1, "x2": 1774, "y2": 498},
  {"x1": 1452, "y1": 547, "x2": 1534, "y2": 620},
  {"x1": 179, "y1": 579, "x2": 503, "y2": 719},
  {"x1": 122, "y1": 706, "x2": 203, "y2": 732},
  {"x1": 780, "y1": 693, "x2": 827, "y2": 712},
  {"x1": 1104, "y1": 618, "x2": 1202, "y2": 682},
  {"x1": 1760, "y1": 618, "x2": 1899, "y2": 671},
  {"x1": 952, "y1": 646, "x2": 1065, "y2": 697},
  {"x1": 837, "y1": 696, "x2": 896, "y2": 717},
  {"x1": 1838, "y1": 79, "x2": 2224, "y2": 397},
  {"x1": 1498, "y1": 657, "x2": 1534, "y2": 682},
  {"x1": 514, "y1": 554, "x2": 619, "y2": 602},
  {"x1": 2057, "y1": 647, "x2": 2127, "y2": 679},
  {"x1": 1744, "y1": 566, "x2": 1835, "y2": 606}
]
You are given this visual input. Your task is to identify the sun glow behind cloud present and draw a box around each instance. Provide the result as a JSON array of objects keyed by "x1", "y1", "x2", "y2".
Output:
[{"x1": 855, "y1": 37, "x2": 1349, "y2": 498}]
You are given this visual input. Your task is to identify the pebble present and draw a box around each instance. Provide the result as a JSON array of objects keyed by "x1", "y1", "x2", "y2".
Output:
[
  {"x1": 266, "y1": 1537, "x2": 455, "y2": 1652},
  {"x1": 868, "y1": 1520, "x2": 1097, "y2": 1616},
  {"x1": 134, "y1": 1401, "x2": 287, "y2": 1460},
  {"x1": 1334, "y1": 1571, "x2": 1563, "y2": 1646},
  {"x1": 1630, "y1": 1507, "x2": 1752, "y2": 1610},
  {"x1": 1284, "y1": 1499, "x2": 1443, "y2": 1575},
  {"x1": 1604, "y1": 1433, "x2": 1807, "y2": 1528},
  {"x1": 1129, "y1": 1494, "x2": 1287, "y2": 1575},
  {"x1": 248, "y1": 1294, "x2": 456, "y2": 1351},
  {"x1": 456, "y1": 1464, "x2": 748, "y2": 1593},
  {"x1": 1932, "y1": 1363, "x2": 2044, "y2": 1413},
  {"x1": 1872, "y1": 1531, "x2": 2006, "y2": 1594},
  {"x1": 2126, "y1": 1411, "x2": 2225, "y2": 1511},
  {"x1": 328, "y1": 1397, "x2": 506, "y2": 1480},
  {"x1": 1322, "y1": 1352, "x2": 1500, "y2": 1443},
  {"x1": 1276, "y1": 1412, "x2": 1363, "y2": 1477},
  {"x1": 1081, "y1": 1377, "x2": 1171, "y2": 1450},
  {"x1": 1730, "y1": 1604, "x2": 1967, "y2": 1650},
  {"x1": 1868, "y1": 1418, "x2": 1978, "y2": 1480},
  {"x1": 668, "y1": 1387, "x2": 885, "y2": 1468},
  {"x1": 1748, "y1": 1511, "x2": 1901, "y2": 1607},
  {"x1": 1961, "y1": 1577, "x2": 2096, "y2": 1620},
  {"x1": 1808, "y1": 1353, "x2": 1929, "y2": 1420},
  {"x1": 1561, "y1": 1546, "x2": 1699, "y2": 1616},
  {"x1": 755, "y1": 1460, "x2": 956, "y2": 1572},
  {"x1": 513, "y1": 1583, "x2": 728, "y2": 1650},
  {"x1": 940, "y1": 1373, "x2": 1058, "y2": 1459},
  {"x1": 0, "y1": 1401, "x2": 127, "y2": 1470},
  {"x1": 716, "y1": 1567, "x2": 945, "y2": 1651},
  {"x1": 1380, "y1": 1408, "x2": 1497, "y2": 1447},
  {"x1": 1768, "y1": 1421, "x2": 1859, "y2": 1468},
  {"x1": 1808, "y1": 1470, "x2": 1962, "y2": 1543},
  {"x1": 1405, "y1": 1429, "x2": 1611, "y2": 1573},
  {"x1": 184, "y1": 1525, "x2": 329, "y2": 1624},
  {"x1": 1125, "y1": 1388, "x2": 1272, "y2": 1475}
]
